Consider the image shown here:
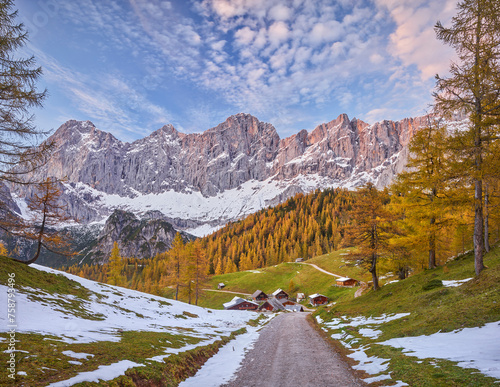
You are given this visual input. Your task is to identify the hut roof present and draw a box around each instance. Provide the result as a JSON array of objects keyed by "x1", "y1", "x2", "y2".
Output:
[
  {"x1": 285, "y1": 304, "x2": 303, "y2": 312},
  {"x1": 223, "y1": 296, "x2": 245, "y2": 309},
  {"x1": 223, "y1": 296, "x2": 258, "y2": 309},
  {"x1": 309, "y1": 293, "x2": 327, "y2": 299},
  {"x1": 252, "y1": 290, "x2": 267, "y2": 298},
  {"x1": 272, "y1": 288, "x2": 288, "y2": 296},
  {"x1": 268, "y1": 298, "x2": 285, "y2": 310}
]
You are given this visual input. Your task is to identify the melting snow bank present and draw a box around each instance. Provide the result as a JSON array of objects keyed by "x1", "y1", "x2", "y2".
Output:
[
  {"x1": 442, "y1": 278, "x2": 473, "y2": 287},
  {"x1": 380, "y1": 321, "x2": 500, "y2": 379},
  {"x1": 6, "y1": 265, "x2": 254, "y2": 344},
  {"x1": 319, "y1": 313, "x2": 410, "y2": 386},
  {"x1": 318, "y1": 312, "x2": 500, "y2": 384},
  {"x1": 46, "y1": 360, "x2": 143, "y2": 387},
  {"x1": 0, "y1": 264, "x2": 260, "y2": 384},
  {"x1": 179, "y1": 317, "x2": 273, "y2": 387}
]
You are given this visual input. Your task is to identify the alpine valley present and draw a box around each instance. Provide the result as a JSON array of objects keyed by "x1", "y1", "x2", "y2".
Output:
[{"x1": 5, "y1": 112, "x2": 465, "y2": 265}]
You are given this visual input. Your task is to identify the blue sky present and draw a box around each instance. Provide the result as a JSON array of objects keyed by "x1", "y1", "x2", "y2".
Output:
[{"x1": 16, "y1": 0, "x2": 457, "y2": 141}]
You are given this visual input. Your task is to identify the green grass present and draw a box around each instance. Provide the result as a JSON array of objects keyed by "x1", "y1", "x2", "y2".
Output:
[
  {"x1": 149, "y1": 252, "x2": 365, "y2": 309},
  {"x1": 319, "y1": 246, "x2": 500, "y2": 336},
  {"x1": 0, "y1": 256, "x2": 92, "y2": 300},
  {"x1": 307, "y1": 248, "x2": 372, "y2": 282},
  {"x1": 202, "y1": 258, "x2": 361, "y2": 309},
  {"x1": 2, "y1": 331, "x2": 204, "y2": 386},
  {"x1": 5, "y1": 328, "x2": 249, "y2": 387},
  {"x1": 313, "y1": 244, "x2": 500, "y2": 386}
]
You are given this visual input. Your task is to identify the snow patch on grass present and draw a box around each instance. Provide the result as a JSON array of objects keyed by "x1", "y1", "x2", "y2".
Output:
[
  {"x1": 349, "y1": 344, "x2": 390, "y2": 374},
  {"x1": 322, "y1": 313, "x2": 410, "y2": 382},
  {"x1": 179, "y1": 323, "x2": 265, "y2": 387},
  {"x1": 46, "y1": 360, "x2": 143, "y2": 387},
  {"x1": 380, "y1": 321, "x2": 500, "y2": 379},
  {"x1": 442, "y1": 278, "x2": 473, "y2": 287},
  {"x1": 62, "y1": 350, "x2": 94, "y2": 360},
  {"x1": 0, "y1": 265, "x2": 256, "y2": 344}
]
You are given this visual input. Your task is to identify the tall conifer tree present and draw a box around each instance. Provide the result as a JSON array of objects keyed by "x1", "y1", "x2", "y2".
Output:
[
  {"x1": 108, "y1": 242, "x2": 124, "y2": 286},
  {"x1": 346, "y1": 183, "x2": 393, "y2": 291},
  {"x1": 0, "y1": 0, "x2": 51, "y2": 183},
  {"x1": 168, "y1": 233, "x2": 184, "y2": 301},
  {"x1": 392, "y1": 118, "x2": 451, "y2": 269},
  {"x1": 434, "y1": 0, "x2": 500, "y2": 275}
]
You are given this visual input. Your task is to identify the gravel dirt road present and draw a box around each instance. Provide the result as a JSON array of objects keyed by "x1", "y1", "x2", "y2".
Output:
[{"x1": 222, "y1": 312, "x2": 364, "y2": 387}]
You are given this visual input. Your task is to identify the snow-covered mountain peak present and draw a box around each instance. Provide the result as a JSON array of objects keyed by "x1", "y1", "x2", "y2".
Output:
[{"x1": 11, "y1": 112, "x2": 466, "y2": 237}]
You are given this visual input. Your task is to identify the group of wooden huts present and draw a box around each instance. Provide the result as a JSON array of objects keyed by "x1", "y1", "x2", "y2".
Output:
[
  {"x1": 221, "y1": 272, "x2": 360, "y2": 311},
  {"x1": 223, "y1": 288, "x2": 331, "y2": 311}
]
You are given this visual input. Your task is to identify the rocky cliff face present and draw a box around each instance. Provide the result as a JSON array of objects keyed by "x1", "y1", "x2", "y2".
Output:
[
  {"x1": 79, "y1": 210, "x2": 195, "y2": 264},
  {"x1": 11, "y1": 112, "x2": 442, "y2": 236}
]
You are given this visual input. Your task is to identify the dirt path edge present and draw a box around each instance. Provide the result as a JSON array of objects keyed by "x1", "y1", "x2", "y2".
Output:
[{"x1": 306, "y1": 313, "x2": 370, "y2": 384}]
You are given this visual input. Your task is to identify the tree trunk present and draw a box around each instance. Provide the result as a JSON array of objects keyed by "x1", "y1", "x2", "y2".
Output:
[
  {"x1": 484, "y1": 182, "x2": 490, "y2": 253},
  {"x1": 474, "y1": 179, "x2": 485, "y2": 275},
  {"x1": 472, "y1": 10, "x2": 485, "y2": 276},
  {"x1": 462, "y1": 229, "x2": 465, "y2": 255},
  {"x1": 17, "y1": 201, "x2": 48, "y2": 265},
  {"x1": 429, "y1": 217, "x2": 437, "y2": 269},
  {"x1": 370, "y1": 253, "x2": 379, "y2": 290},
  {"x1": 175, "y1": 259, "x2": 180, "y2": 300},
  {"x1": 195, "y1": 268, "x2": 199, "y2": 306}
]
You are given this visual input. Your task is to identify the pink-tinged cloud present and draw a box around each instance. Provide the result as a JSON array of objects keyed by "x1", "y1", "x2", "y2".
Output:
[
  {"x1": 268, "y1": 21, "x2": 290, "y2": 46},
  {"x1": 268, "y1": 4, "x2": 293, "y2": 21},
  {"x1": 235, "y1": 26, "x2": 256, "y2": 45},
  {"x1": 376, "y1": 0, "x2": 458, "y2": 79},
  {"x1": 309, "y1": 21, "x2": 343, "y2": 45}
]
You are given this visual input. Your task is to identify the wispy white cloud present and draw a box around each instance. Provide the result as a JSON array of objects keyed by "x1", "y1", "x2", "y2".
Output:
[
  {"x1": 23, "y1": 0, "x2": 460, "y2": 139},
  {"x1": 191, "y1": 0, "x2": 397, "y2": 118},
  {"x1": 375, "y1": 0, "x2": 458, "y2": 79},
  {"x1": 29, "y1": 45, "x2": 176, "y2": 141}
]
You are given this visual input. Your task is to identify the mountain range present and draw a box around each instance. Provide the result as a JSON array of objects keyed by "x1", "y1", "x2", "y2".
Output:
[{"x1": 4, "y1": 112, "x2": 465, "y2": 262}]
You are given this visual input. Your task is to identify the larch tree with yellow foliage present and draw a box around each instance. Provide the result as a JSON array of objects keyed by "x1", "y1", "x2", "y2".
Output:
[
  {"x1": 346, "y1": 183, "x2": 394, "y2": 291},
  {"x1": 434, "y1": 0, "x2": 500, "y2": 275},
  {"x1": 392, "y1": 119, "x2": 452, "y2": 269},
  {"x1": 14, "y1": 177, "x2": 73, "y2": 265},
  {"x1": 107, "y1": 242, "x2": 125, "y2": 286},
  {"x1": 168, "y1": 233, "x2": 185, "y2": 301},
  {"x1": 0, "y1": 241, "x2": 8, "y2": 256}
]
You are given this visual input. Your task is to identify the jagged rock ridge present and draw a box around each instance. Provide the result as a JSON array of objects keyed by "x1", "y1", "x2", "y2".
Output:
[
  {"x1": 10, "y1": 113, "x2": 444, "y2": 235},
  {"x1": 82, "y1": 209, "x2": 195, "y2": 264}
]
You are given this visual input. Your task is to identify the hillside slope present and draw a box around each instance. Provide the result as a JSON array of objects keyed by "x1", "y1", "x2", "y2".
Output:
[
  {"x1": 0, "y1": 258, "x2": 264, "y2": 386},
  {"x1": 194, "y1": 248, "x2": 368, "y2": 309},
  {"x1": 313, "y1": 245, "x2": 500, "y2": 386}
]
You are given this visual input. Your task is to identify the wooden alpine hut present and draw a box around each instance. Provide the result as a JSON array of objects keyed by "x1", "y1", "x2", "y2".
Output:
[
  {"x1": 336, "y1": 277, "x2": 358, "y2": 287},
  {"x1": 252, "y1": 290, "x2": 268, "y2": 302},
  {"x1": 272, "y1": 288, "x2": 289, "y2": 300},
  {"x1": 309, "y1": 294, "x2": 329, "y2": 306},
  {"x1": 223, "y1": 297, "x2": 259, "y2": 311}
]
